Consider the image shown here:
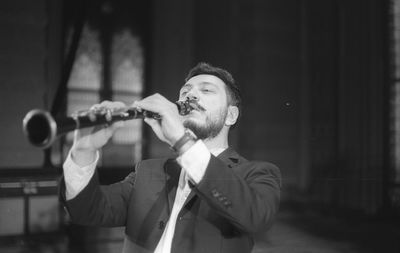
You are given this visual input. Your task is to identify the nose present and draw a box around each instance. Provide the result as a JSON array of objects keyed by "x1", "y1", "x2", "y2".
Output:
[
  {"x1": 187, "y1": 93, "x2": 199, "y2": 101},
  {"x1": 180, "y1": 85, "x2": 200, "y2": 102}
]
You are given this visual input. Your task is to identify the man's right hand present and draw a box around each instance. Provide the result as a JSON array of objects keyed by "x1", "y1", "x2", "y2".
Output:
[{"x1": 71, "y1": 101, "x2": 126, "y2": 166}]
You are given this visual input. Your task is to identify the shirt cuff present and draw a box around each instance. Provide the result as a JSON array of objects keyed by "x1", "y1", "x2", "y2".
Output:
[
  {"x1": 63, "y1": 150, "x2": 99, "y2": 200},
  {"x1": 176, "y1": 140, "x2": 211, "y2": 184}
]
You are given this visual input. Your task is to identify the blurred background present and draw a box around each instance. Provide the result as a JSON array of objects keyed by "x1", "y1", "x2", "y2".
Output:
[{"x1": 0, "y1": 0, "x2": 399, "y2": 252}]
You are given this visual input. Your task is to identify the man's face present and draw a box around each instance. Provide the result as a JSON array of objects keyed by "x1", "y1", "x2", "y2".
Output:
[{"x1": 179, "y1": 74, "x2": 229, "y2": 140}]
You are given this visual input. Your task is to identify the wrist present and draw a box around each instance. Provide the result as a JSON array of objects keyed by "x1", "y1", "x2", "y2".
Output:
[
  {"x1": 171, "y1": 129, "x2": 197, "y2": 155},
  {"x1": 71, "y1": 147, "x2": 98, "y2": 167},
  {"x1": 176, "y1": 138, "x2": 196, "y2": 155}
]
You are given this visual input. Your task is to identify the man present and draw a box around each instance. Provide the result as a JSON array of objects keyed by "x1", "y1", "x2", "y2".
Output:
[{"x1": 61, "y1": 62, "x2": 281, "y2": 253}]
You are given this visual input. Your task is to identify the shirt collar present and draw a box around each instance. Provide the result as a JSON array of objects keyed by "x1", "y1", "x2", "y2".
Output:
[
  {"x1": 210, "y1": 147, "x2": 227, "y2": 156},
  {"x1": 178, "y1": 146, "x2": 227, "y2": 189}
]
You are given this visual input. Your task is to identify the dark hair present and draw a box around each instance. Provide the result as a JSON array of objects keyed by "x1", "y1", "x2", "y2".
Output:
[{"x1": 185, "y1": 62, "x2": 242, "y2": 126}]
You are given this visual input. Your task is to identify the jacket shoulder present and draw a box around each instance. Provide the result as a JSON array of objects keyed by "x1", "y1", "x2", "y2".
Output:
[
  {"x1": 240, "y1": 160, "x2": 282, "y2": 187},
  {"x1": 136, "y1": 157, "x2": 170, "y2": 169}
]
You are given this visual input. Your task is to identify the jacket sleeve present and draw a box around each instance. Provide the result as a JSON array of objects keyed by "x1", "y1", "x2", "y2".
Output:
[
  {"x1": 190, "y1": 157, "x2": 281, "y2": 234},
  {"x1": 60, "y1": 166, "x2": 137, "y2": 227}
]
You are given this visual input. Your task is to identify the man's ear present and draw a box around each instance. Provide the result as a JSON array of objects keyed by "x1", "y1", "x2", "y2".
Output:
[{"x1": 225, "y1": 105, "x2": 239, "y2": 126}]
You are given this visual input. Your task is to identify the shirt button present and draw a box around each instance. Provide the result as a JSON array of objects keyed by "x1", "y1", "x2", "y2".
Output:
[
  {"x1": 211, "y1": 189, "x2": 220, "y2": 198},
  {"x1": 224, "y1": 200, "x2": 232, "y2": 208}
]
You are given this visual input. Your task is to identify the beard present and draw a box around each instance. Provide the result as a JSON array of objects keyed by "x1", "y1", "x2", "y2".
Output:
[{"x1": 183, "y1": 108, "x2": 228, "y2": 140}]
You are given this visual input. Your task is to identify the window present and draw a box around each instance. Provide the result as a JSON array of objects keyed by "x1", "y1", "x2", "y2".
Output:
[{"x1": 63, "y1": 24, "x2": 145, "y2": 167}]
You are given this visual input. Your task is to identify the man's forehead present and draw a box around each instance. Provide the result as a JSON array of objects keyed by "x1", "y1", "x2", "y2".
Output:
[
  {"x1": 181, "y1": 82, "x2": 216, "y2": 89},
  {"x1": 182, "y1": 74, "x2": 226, "y2": 89}
]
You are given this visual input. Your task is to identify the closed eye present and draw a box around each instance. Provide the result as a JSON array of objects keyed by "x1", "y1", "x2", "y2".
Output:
[{"x1": 201, "y1": 88, "x2": 214, "y2": 93}]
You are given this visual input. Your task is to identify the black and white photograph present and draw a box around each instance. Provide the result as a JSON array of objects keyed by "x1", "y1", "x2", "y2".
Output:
[{"x1": 0, "y1": 0, "x2": 399, "y2": 252}]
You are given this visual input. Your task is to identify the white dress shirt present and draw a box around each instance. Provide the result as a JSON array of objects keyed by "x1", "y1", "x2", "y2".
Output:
[{"x1": 63, "y1": 140, "x2": 226, "y2": 253}]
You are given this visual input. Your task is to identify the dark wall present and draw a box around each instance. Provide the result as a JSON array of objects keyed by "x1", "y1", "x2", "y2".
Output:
[
  {"x1": 303, "y1": 0, "x2": 389, "y2": 214},
  {"x1": 0, "y1": 0, "x2": 62, "y2": 168}
]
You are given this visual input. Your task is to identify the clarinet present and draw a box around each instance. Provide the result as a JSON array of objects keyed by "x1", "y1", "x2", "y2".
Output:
[{"x1": 22, "y1": 98, "x2": 197, "y2": 149}]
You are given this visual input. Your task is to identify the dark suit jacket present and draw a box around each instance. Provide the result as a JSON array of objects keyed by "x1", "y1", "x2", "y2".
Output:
[{"x1": 61, "y1": 148, "x2": 281, "y2": 253}]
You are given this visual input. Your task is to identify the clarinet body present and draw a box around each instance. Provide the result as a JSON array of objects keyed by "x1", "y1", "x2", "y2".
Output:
[{"x1": 22, "y1": 99, "x2": 195, "y2": 149}]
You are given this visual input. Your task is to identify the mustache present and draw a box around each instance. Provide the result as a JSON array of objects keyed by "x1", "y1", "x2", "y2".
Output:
[{"x1": 188, "y1": 100, "x2": 206, "y2": 112}]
